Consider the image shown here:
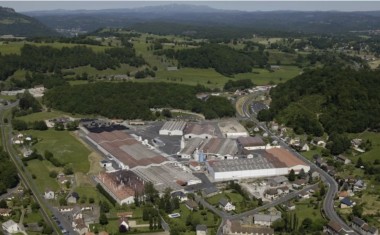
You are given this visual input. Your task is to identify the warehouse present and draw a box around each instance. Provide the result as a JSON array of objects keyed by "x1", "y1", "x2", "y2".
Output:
[
  {"x1": 237, "y1": 136, "x2": 266, "y2": 150},
  {"x1": 218, "y1": 119, "x2": 249, "y2": 138},
  {"x1": 159, "y1": 121, "x2": 187, "y2": 136},
  {"x1": 183, "y1": 122, "x2": 219, "y2": 139},
  {"x1": 179, "y1": 137, "x2": 238, "y2": 160},
  {"x1": 206, "y1": 148, "x2": 310, "y2": 181}
]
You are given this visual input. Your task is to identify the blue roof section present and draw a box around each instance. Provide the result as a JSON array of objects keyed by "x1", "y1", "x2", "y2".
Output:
[{"x1": 341, "y1": 197, "x2": 353, "y2": 206}]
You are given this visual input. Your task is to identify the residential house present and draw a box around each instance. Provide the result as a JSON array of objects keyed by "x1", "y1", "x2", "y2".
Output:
[
  {"x1": 311, "y1": 170, "x2": 320, "y2": 180},
  {"x1": 340, "y1": 197, "x2": 355, "y2": 208},
  {"x1": 44, "y1": 189, "x2": 55, "y2": 200},
  {"x1": 283, "y1": 201, "x2": 296, "y2": 211},
  {"x1": 324, "y1": 220, "x2": 344, "y2": 235},
  {"x1": 270, "y1": 176, "x2": 288, "y2": 187},
  {"x1": 253, "y1": 213, "x2": 281, "y2": 226},
  {"x1": 354, "y1": 180, "x2": 366, "y2": 192},
  {"x1": 265, "y1": 188, "x2": 279, "y2": 200},
  {"x1": 202, "y1": 187, "x2": 219, "y2": 198},
  {"x1": 189, "y1": 161, "x2": 201, "y2": 171},
  {"x1": 0, "y1": 208, "x2": 12, "y2": 217},
  {"x1": 72, "y1": 211, "x2": 89, "y2": 235},
  {"x1": 219, "y1": 198, "x2": 235, "y2": 211},
  {"x1": 337, "y1": 191, "x2": 350, "y2": 200},
  {"x1": 223, "y1": 219, "x2": 274, "y2": 235},
  {"x1": 351, "y1": 216, "x2": 379, "y2": 235},
  {"x1": 298, "y1": 191, "x2": 310, "y2": 199},
  {"x1": 1, "y1": 219, "x2": 21, "y2": 233},
  {"x1": 277, "y1": 186, "x2": 289, "y2": 195},
  {"x1": 336, "y1": 155, "x2": 351, "y2": 165},
  {"x1": 171, "y1": 191, "x2": 188, "y2": 202},
  {"x1": 301, "y1": 143, "x2": 310, "y2": 152},
  {"x1": 67, "y1": 195, "x2": 78, "y2": 204},
  {"x1": 185, "y1": 199, "x2": 199, "y2": 211},
  {"x1": 292, "y1": 179, "x2": 306, "y2": 189},
  {"x1": 315, "y1": 157, "x2": 327, "y2": 168},
  {"x1": 326, "y1": 165, "x2": 337, "y2": 176},
  {"x1": 196, "y1": 224, "x2": 208, "y2": 235},
  {"x1": 57, "y1": 173, "x2": 69, "y2": 184},
  {"x1": 119, "y1": 217, "x2": 130, "y2": 232},
  {"x1": 351, "y1": 139, "x2": 362, "y2": 148}
]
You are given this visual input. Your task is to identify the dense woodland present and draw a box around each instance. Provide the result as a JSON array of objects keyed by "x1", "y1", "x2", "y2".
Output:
[
  {"x1": 0, "y1": 150, "x2": 19, "y2": 195},
  {"x1": 258, "y1": 67, "x2": 380, "y2": 136},
  {"x1": 0, "y1": 44, "x2": 145, "y2": 81},
  {"x1": 155, "y1": 44, "x2": 268, "y2": 76},
  {"x1": 44, "y1": 82, "x2": 235, "y2": 120}
]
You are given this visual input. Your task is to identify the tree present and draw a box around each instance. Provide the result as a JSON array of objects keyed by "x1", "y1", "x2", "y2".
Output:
[
  {"x1": 352, "y1": 204, "x2": 363, "y2": 217},
  {"x1": 161, "y1": 109, "x2": 172, "y2": 118},
  {"x1": 356, "y1": 157, "x2": 364, "y2": 168},
  {"x1": 32, "y1": 120, "x2": 48, "y2": 130},
  {"x1": 49, "y1": 170, "x2": 58, "y2": 178},
  {"x1": 54, "y1": 122, "x2": 64, "y2": 131},
  {"x1": 144, "y1": 182, "x2": 158, "y2": 203},
  {"x1": 288, "y1": 169, "x2": 296, "y2": 181},
  {"x1": 99, "y1": 213, "x2": 108, "y2": 225},
  {"x1": 12, "y1": 119, "x2": 28, "y2": 131},
  {"x1": 298, "y1": 168, "x2": 306, "y2": 179},
  {"x1": 0, "y1": 199, "x2": 7, "y2": 208},
  {"x1": 271, "y1": 218, "x2": 285, "y2": 231}
]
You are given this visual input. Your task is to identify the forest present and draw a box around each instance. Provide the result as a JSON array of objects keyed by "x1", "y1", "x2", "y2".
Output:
[
  {"x1": 44, "y1": 82, "x2": 235, "y2": 120},
  {"x1": 258, "y1": 67, "x2": 380, "y2": 135},
  {"x1": 0, "y1": 150, "x2": 19, "y2": 195},
  {"x1": 0, "y1": 44, "x2": 146, "y2": 81},
  {"x1": 155, "y1": 44, "x2": 268, "y2": 76}
]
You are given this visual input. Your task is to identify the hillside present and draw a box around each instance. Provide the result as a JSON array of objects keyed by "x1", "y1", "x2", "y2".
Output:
[
  {"x1": 0, "y1": 6, "x2": 58, "y2": 37},
  {"x1": 24, "y1": 5, "x2": 380, "y2": 37},
  {"x1": 258, "y1": 67, "x2": 380, "y2": 135}
]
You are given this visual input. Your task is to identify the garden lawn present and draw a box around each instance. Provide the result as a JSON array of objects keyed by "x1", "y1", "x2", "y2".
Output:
[
  {"x1": 294, "y1": 199, "x2": 326, "y2": 229},
  {"x1": 26, "y1": 159, "x2": 60, "y2": 192}
]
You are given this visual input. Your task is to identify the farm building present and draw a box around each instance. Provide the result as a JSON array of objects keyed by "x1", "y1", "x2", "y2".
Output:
[{"x1": 159, "y1": 121, "x2": 187, "y2": 136}]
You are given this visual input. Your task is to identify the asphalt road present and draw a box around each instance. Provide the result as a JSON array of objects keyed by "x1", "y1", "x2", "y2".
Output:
[{"x1": 239, "y1": 93, "x2": 357, "y2": 235}]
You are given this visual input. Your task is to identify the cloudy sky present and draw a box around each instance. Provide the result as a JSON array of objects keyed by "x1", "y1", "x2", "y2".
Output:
[{"x1": 2, "y1": 1, "x2": 380, "y2": 12}]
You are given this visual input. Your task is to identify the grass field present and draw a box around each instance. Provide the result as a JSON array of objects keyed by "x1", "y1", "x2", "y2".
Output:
[
  {"x1": 293, "y1": 198, "x2": 326, "y2": 229},
  {"x1": 26, "y1": 159, "x2": 60, "y2": 192},
  {"x1": 0, "y1": 41, "x2": 110, "y2": 55},
  {"x1": 348, "y1": 131, "x2": 380, "y2": 164},
  {"x1": 16, "y1": 110, "x2": 70, "y2": 122},
  {"x1": 23, "y1": 129, "x2": 91, "y2": 173}
]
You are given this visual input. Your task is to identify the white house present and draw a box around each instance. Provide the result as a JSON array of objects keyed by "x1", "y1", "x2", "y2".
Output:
[
  {"x1": 219, "y1": 198, "x2": 235, "y2": 211},
  {"x1": 2, "y1": 220, "x2": 21, "y2": 234},
  {"x1": 44, "y1": 189, "x2": 55, "y2": 200},
  {"x1": 171, "y1": 191, "x2": 188, "y2": 202},
  {"x1": 196, "y1": 224, "x2": 208, "y2": 235},
  {"x1": 301, "y1": 143, "x2": 310, "y2": 152}
]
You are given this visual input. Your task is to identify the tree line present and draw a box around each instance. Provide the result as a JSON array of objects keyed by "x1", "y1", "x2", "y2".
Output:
[
  {"x1": 154, "y1": 44, "x2": 268, "y2": 76},
  {"x1": 0, "y1": 43, "x2": 146, "y2": 81},
  {"x1": 44, "y1": 82, "x2": 235, "y2": 120}
]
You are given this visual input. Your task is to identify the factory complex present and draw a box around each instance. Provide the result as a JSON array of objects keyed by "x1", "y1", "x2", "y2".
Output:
[{"x1": 81, "y1": 119, "x2": 310, "y2": 205}]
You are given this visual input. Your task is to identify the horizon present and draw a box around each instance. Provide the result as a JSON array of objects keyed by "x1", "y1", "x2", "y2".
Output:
[{"x1": 2, "y1": 1, "x2": 380, "y2": 13}]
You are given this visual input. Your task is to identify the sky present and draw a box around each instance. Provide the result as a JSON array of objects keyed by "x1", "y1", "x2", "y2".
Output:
[{"x1": 2, "y1": 1, "x2": 380, "y2": 12}]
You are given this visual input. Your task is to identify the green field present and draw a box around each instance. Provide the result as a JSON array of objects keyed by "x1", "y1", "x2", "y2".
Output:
[
  {"x1": 349, "y1": 131, "x2": 380, "y2": 163},
  {"x1": 16, "y1": 110, "x2": 71, "y2": 122},
  {"x1": 23, "y1": 129, "x2": 91, "y2": 173},
  {"x1": 26, "y1": 159, "x2": 60, "y2": 192},
  {"x1": 293, "y1": 198, "x2": 326, "y2": 229}
]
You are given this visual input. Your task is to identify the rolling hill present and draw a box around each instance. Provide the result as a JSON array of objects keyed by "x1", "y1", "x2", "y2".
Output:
[{"x1": 0, "y1": 6, "x2": 58, "y2": 37}]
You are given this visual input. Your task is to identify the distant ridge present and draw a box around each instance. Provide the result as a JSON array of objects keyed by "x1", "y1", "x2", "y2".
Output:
[{"x1": 0, "y1": 6, "x2": 58, "y2": 37}]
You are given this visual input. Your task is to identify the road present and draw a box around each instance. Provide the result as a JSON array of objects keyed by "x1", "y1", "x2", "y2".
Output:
[
  {"x1": 0, "y1": 103, "x2": 68, "y2": 235},
  {"x1": 239, "y1": 93, "x2": 357, "y2": 235}
]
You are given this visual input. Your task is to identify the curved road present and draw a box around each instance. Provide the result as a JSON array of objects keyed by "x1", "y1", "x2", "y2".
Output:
[{"x1": 239, "y1": 93, "x2": 357, "y2": 234}]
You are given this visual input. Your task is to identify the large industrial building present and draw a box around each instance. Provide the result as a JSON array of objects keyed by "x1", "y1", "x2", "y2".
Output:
[
  {"x1": 206, "y1": 148, "x2": 310, "y2": 181},
  {"x1": 132, "y1": 162, "x2": 202, "y2": 192},
  {"x1": 95, "y1": 171, "x2": 144, "y2": 205},
  {"x1": 159, "y1": 121, "x2": 187, "y2": 136},
  {"x1": 179, "y1": 137, "x2": 238, "y2": 160},
  {"x1": 183, "y1": 122, "x2": 220, "y2": 139},
  {"x1": 85, "y1": 130, "x2": 167, "y2": 169},
  {"x1": 237, "y1": 136, "x2": 267, "y2": 150},
  {"x1": 218, "y1": 119, "x2": 249, "y2": 138}
]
